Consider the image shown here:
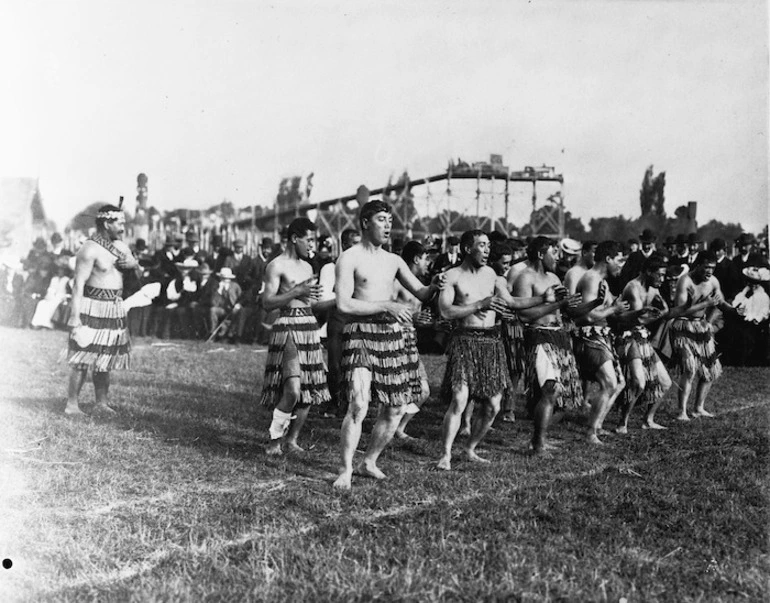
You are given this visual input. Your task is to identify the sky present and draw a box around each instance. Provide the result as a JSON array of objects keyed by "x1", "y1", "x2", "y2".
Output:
[{"x1": 1, "y1": 0, "x2": 768, "y2": 234}]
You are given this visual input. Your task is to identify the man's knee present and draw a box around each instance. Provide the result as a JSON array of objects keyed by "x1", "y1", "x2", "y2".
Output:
[
  {"x1": 540, "y1": 380, "x2": 558, "y2": 401},
  {"x1": 282, "y1": 378, "x2": 301, "y2": 406}
]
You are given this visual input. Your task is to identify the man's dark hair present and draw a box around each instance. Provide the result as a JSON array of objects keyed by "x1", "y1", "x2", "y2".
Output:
[
  {"x1": 401, "y1": 240, "x2": 426, "y2": 266},
  {"x1": 287, "y1": 217, "x2": 317, "y2": 240},
  {"x1": 488, "y1": 231, "x2": 507, "y2": 243},
  {"x1": 582, "y1": 240, "x2": 598, "y2": 253},
  {"x1": 526, "y1": 236, "x2": 556, "y2": 262},
  {"x1": 694, "y1": 250, "x2": 717, "y2": 266},
  {"x1": 341, "y1": 229, "x2": 360, "y2": 249},
  {"x1": 359, "y1": 200, "x2": 391, "y2": 229},
  {"x1": 643, "y1": 253, "x2": 668, "y2": 273},
  {"x1": 489, "y1": 241, "x2": 513, "y2": 265},
  {"x1": 460, "y1": 229, "x2": 487, "y2": 254},
  {"x1": 594, "y1": 240, "x2": 622, "y2": 264},
  {"x1": 95, "y1": 204, "x2": 122, "y2": 230}
]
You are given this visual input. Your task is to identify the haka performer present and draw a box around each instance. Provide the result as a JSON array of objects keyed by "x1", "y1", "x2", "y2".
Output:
[
  {"x1": 259, "y1": 218, "x2": 333, "y2": 455},
  {"x1": 333, "y1": 201, "x2": 445, "y2": 490},
  {"x1": 65, "y1": 204, "x2": 139, "y2": 416}
]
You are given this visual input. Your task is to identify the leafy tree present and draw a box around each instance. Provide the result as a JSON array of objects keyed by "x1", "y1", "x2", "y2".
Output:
[{"x1": 640, "y1": 165, "x2": 666, "y2": 216}]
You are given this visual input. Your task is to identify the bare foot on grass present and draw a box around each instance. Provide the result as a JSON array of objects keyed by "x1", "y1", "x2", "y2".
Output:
[
  {"x1": 615, "y1": 425, "x2": 628, "y2": 435},
  {"x1": 91, "y1": 404, "x2": 117, "y2": 416},
  {"x1": 394, "y1": 431, "x2": 417, "y2": 442},
  {"x1": 333, "y1": 471, "x2": 352, "y2": 490},
  {"x1": 642, "y1": 420, "x2": 667, "y2": 430},
  {"x1": 693, "y1": 409, "x2": 715, "y2": 418},
  {"x1": 356, "y1": 462, "x2": 386, "y2": 480},
  {"x1": 285, "y1": 441, "x2": 305, "y2": 453},
  {"x1": 465, "y1": 450, "x2": 491, "y2": 464},
  {"x1": 435, "y1": 456, "x2": 452, "y2": 471},
  {"x1": 587, "y1": 433, "x2": 605, "y2": 445},
  {"x1": 676, "y1": 414, "x2": 691, "y2": 421},
  {"x1": 64, "y1": 402, "x2": 86, "y2": 417},
  {"x1": 458, "y1": 427, "x2": 471, "y2": 438}
]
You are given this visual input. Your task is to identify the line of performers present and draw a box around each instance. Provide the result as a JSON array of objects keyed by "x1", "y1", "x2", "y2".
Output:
[{"x1": 258, "y1": 201, "x2": 727, "y2": 490}]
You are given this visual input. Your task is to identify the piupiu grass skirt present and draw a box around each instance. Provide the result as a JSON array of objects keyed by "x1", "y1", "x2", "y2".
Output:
[
  {"x1": 669, "y1": 317, "x2": 722, "y2": 382},
  {"x1": 572, "y1": 325, "x2": 623, "y2": 382},
  {"x1": 341, "y1": 313, "x2": 412, "y2": 407},
  {"x1": 501, "y1": 315, "x2": 526, "y2": 377},
  {"x1": 441, "y1": 326, "x2": 511, "y2": 400},
  {"x1": 616, "y1": 326, "x2": 666, "y2": 407},
  {"x1": 67, "y1": 286, "x2": 130, "y2": 371},
  {"x1": 403, "y1": 322, "x2": 427, "y2": 402},
  {"x1": 523, "y1": 326, "x2": 583, "y2": 412},
  {"x1": 259, "y1": 307, "x2": 330, "y2": 408}
]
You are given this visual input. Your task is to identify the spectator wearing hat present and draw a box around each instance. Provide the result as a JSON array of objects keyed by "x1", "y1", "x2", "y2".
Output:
[
  {"x1": 311, "y1": 235, "x2": 334, "y2": 276},
  {"x1": 686, "y1": 233, "x2": 703, "y2": 268},
  {"x1": 18, "y1": 256, "x2": 54, "y2": 328},
  {"x1": 662, "y1": 236, "x2": 676, "y2": 258},
  {"x1": 23, "y1": 237, "x2": 51, "y2": 274},
  {"x1": 179, "y1": 231, "x2": 211, "y2": 268},
  {"x1": 708, "y1": 238, "x2": 732, "y2": 296},
  {"x1": 627, "y1": 238, "x2": 640, "y2": 255},
  {"x1": 723, "y1": 266, "x2": 770, "y2": 367},
  {"x1": 620, "y1": 229, "x2": 657, "y2": 287},
  {"x1": 50, "y1": 232, "x2": 73, "y2": 260},
  {"x1": 555, "y1": 238, "x2": 581, "y2": 281},
  {"x1": 432, "y1": 235, "x2": 462, "y2": 274},
  {"x1": 158, "y1": 258, "x2": 201, "y2": 339},
  {"x1": 726, "y1": 233, "x2": 767, "y2": 300},
  {"x1": 668, "y1": 234, "x2": 690, "y2": 269},
  {"x1": 151, "y1": 235, "x2": 180, "y2": 281},
  {"x1": 209, "y1": 234, "x2": 233, "y2": 273},
  {"x1": 564, "y1": 240, "x2": 598, "y2": 294},
  {"x1": 190, "y1": 262, "x2": 216, "y2": 338},
  {"x1": 206, "y1": 267, "x2": 243, "y2": 342}
]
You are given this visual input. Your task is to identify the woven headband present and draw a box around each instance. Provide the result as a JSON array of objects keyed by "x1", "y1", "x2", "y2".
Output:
[{"x1": 96, "y1": 210, "x2": 124, "y2": 220}]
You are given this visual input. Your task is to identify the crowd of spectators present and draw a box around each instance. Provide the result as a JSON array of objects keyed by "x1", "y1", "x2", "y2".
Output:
[{"x1": 3, "y1": 226, "x2": 768, "y2": 366}]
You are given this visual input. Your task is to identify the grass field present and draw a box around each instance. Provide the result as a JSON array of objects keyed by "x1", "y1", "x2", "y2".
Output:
[{"x1": 0, "y1": 325, "x2": 767, "y2": 601}]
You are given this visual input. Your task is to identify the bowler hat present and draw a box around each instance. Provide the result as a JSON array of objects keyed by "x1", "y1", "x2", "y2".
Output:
[
  {"x1": 687, "y1": 233, "x2": 702, "y2": 244},
  {"x1": 674, "y1": 234, "x2": 688, "y2": 246},
  {"x1": 736, "y1": 233, "x2": 755, "y2": 247},
  {"x1": 640, "y1": 229, "x2": 657, "y2": 243}
]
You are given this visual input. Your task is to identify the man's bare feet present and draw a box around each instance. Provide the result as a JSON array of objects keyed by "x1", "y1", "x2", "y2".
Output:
[
  {"x1": 333, "y1": 471, "x2": 352, "y2": 490},
  {"x1": 615, "y1": 425, "x2": 629, "y2": 435},
  {"x1": 587, "y1": 433, "x2": 604, "y2": 445},
  {"x1": 436, "y1": 456, "x2": 452, "y2": 471},
  {"x1": 64, "y1": 402, "x2": 86, "y2": 417},
  {"x1": 285, "y1": 441, "x2": 305, "y2": 453},
  {"x1": 266, "y1": 440, "x2": 283, "y2": 456},
  {"x1": 465, "y1": 450, "x2": 491, "y2": 464},
  {"x1": 91, "y1": 404, "x2": 117, "y2": 416},
  {"x1": 458, "y1": 426, "x2": 471, "y2": 438},
  {"x1": 642, "y1": 420, "x2": 667, "y2": 430},
  {"x1": 693, "y1": 409, "x2": 715, "y2": 418},
  {"x1": 676, "y1": 413, "x2": 691, "y2": 421},
  {"x1": 356, "y1": 462, "x2": 387, "y2": 480}
]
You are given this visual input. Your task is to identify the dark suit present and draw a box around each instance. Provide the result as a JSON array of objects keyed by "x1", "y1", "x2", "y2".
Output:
[{"x1": 207, "y1": 280, "x2": 243, "y2": 340}]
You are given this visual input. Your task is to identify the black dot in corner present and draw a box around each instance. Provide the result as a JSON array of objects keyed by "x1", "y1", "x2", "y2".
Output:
[{"x1": 2, "y1": 559, "x2": 12, "y2": 569}]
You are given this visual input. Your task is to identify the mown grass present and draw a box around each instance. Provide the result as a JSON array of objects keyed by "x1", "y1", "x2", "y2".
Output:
[{"x1": 0, "y1": 326, "x2": 767, "y2": 601}]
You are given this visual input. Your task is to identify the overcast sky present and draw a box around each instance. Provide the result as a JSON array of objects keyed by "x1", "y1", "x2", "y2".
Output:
[{"x1": 1, "y1": 0, "x2": 768, "y2": 233}]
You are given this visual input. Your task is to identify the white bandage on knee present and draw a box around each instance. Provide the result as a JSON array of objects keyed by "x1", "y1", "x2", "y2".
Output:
[
  {"x1": 405, "y1": 402, "x2": 420, "y2": 414},
  {"x1": 269, "y1": 409, "x2": 294, "y2": 440}
]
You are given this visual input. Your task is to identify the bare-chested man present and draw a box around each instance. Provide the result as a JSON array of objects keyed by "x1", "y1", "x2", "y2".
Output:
[
  {"x1": 512, "y1": 236, "x2": 583, "y2": 453},
  {"x1": 670, "y1": 251, "x2": 727, "y2": 419},
  {"x1": 392, "y1": 241, "x2": 434, "y2": 440},
  {"x1": 615, "y1": 254, "x2": 673, "y2": 431},
  {"x1": 333, "y1": 201, "x2": 445, "y2": 490},
  {"x1": 259, "y1": 218, "x2": 333, "y2": 455},
  {"x1": 573, "y1": 240, "x2": 629, "y2": 443},
  {"x1": 65, "y1": 204, "x2": 139, "y2": 416},
  {"x1": 564, "y1": 240, "x2": 598, "y2": 296},
  {"x1": 436, "y1": 230, "x2": 554, "y2": 470}
]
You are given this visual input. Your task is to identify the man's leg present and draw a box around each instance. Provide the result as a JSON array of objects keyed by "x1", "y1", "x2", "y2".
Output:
[
  {"x1": 266, "y1": 376, "x2": 301, "y2": 456},
  {"x1": 284, "y1": 405, "x2": 311, "y2": 452},
  {"x1": 466, "y1": 393, "x2": 502, "y2": 463},
  {"x1": 617, "y1": 359, "x2": 645, "y2": 434},
  {"x1": 333, "y1": 367, "x2": 372, "y2": 490},
  {"x1": 92, "y1": 371, "x2": 116, "y2": 415},
  {"x1": 437, "y1": 383, "x2": 470, "y2": 470},
  {"x1": 644, "y1": 359, "x2": 672, "y2": 429},
  {"x1": 676, "y1": 369, "x2": 696, "y2": 420},
  {"x1": 532, "y1": 381, "x2": 557, "y2": 453},
  {"x1": 586, "y1": 361, "x2": 621, "y2": 442},
  {"x1": 359, "y1": 403, "x2": 407, "y2": 479},
  {"x1": 65, "y1": 368, "x2": 88, "y2": 415},
  {"x1": 395, "y1": 378, "x2": 429, "y2": 440},
  {"x1": 692, "y1": 378, "x2": 715, "y2": 417},
  {"x1": 460, "y1": 399, "x2": 475, "y2": 437},
  {"x1": 501, "y1": 375, "x2": 519, "y2": 422}
]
